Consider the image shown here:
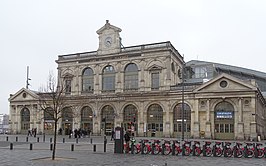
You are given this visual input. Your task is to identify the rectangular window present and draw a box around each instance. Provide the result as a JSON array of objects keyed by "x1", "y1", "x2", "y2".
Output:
[
  {"x1": 174, "y1": 124, "x2": 177, "y2": 132},
  {"x1": 225, "y1": 124, "x2": 229, "y2": 133},
  {"x1": 230, "y1": 124, "x2": 234, "y2": 133},
  {"x1": 215, "y1": 124, "x2": 219, "y2": 133},
  {"x1": 151, "y1": 72, "x2": 159, "y2": 90},
  {"x1": 65, "y1": 80, "x2": 71, "y2": 94},
  {"x1": 178, "y1": 123, "x2": 182, "y2": 132},
  {"x1": 186, "y1": 124, "x2": 191, "y2": 132},
  {"x1": 220, "y1": 124, "x2": 224, "y2": 133}
]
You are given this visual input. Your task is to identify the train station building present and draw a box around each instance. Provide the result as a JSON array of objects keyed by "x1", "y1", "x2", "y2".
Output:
[{"x1": 9, "y1": 21, "x2": 266, "y2": 140}]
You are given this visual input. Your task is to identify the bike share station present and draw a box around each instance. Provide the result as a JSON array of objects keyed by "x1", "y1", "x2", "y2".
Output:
[{"x1": 122, "y1": 138, "x2": 266, "y2": 159}]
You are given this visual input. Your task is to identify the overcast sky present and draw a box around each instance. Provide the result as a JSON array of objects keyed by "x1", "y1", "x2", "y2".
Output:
[{"x1": 1, "y1": 0, "x2": 266, "y2": 114}]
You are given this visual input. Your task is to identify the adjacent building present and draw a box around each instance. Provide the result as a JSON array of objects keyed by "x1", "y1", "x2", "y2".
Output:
[{"x1": 9, "y1": 21, "x2": 266, "y2": 140}]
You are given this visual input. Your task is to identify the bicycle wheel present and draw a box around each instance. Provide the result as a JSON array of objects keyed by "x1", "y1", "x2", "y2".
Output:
[
  {"x1": 164, "y1": 146, "x2": 171, "y2": 155},
  {"x1": 206, "y1": 148, "x2": 212, "y2": 157},
  {"x1": 195, "y1": 148, "x2": 201, "y2": 156},
  {"x1": 143, "y1": 146, "x2": 149, "y2": 154},
  {"x1": 133, "y1": 145, "x2": 139, "y2": 154},
  {"x1": 153, "y1": 146, "x2": 160, "y2": 155}
]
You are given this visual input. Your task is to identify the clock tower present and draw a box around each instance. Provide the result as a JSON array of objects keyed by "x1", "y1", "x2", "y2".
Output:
[{"x1": 97, "y1": 20, "x2": 122, "y2": 55}]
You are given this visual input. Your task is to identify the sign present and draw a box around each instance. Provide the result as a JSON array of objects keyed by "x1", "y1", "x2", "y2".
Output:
[
  {"x1": 216, "y1": 112, "x2": 233, "y2": 119},
  {"x1": 115, "y1": 130, "x2": 120, "y2": 139}
]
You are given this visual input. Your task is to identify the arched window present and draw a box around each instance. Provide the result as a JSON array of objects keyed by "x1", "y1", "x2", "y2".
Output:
[
  {"x1": 102, "y1": 65, "x2": 115, "y2": 91},
  {"x1": 82, "y1": 68, "x2": 94, "y2": 92},
  {"x1": 123, "y1": 104, "x2": 138, "y2": 132},
  {"x1": 147, "y1": 104, "x2": 163, "y2": 135},
  {"x1": 214, "y1": 101, "x2": 234, "y2": 139},
  {"x1": 173, "y1": 103, "x2": 191, "y2": 133},
  {"x1": 44, "y1": 107, "x2": 54, "y2": 132},
  {"x1": 124, "y1": 63, "x2": 138, "y2": 91},
  {"x1": 101, "y1": 105, "x2": 115, "y2": 135},
  {"x1": 21, "y1": 107, "x2": 30, "y2": 131},
  {"x1": 81, "y1": 106, "x2": 93, "y2": 132},
  {"x1": 81, "y1": 106, "x2": 93, "y2": 121},
  {"x1": 62, "y1": 107, "x2": 73, "y2": 122}
]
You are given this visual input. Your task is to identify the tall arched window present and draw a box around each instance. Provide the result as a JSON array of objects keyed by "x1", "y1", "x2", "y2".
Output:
[
  {"x1": 62, "y1": 107, "x2": 73, "y2": 135},
  {"x1": 101, "y1": 105, "x2": 115, "y2": 135},
  {"x1": 82, "y1": 67, "x2": 94, "y2": 92},
  {"x1": 81, "y1": 106, "x2": 93, "y2": 132},
  {"x1": 123, "y1": 104, "x2": 138, "y2": 133},
  {"x1": 102, "y1": 65, "x2": 115, "y2": 91},
  {"x1": 21, "y1": 107, "x2": 30, "y2": 131},
  {"x1": 147, "y1": 104, "x2": 163, "y2": 136},
  {"x1": 124, "y1": 63, "x2": 138, "y2": 91},
  {"x1": 44, "y1": 107, "x2": 54, "y2": 133},
  {"x1": 173, "y1": 103, "x2": 191, "y2": 133},
  {"x1": 214, "y1": 101, "x2": 234, "y2": 140}
]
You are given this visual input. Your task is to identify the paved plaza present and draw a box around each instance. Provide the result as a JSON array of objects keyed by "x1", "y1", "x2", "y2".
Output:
[{"x1": 0, "y1": 135, "x2": 265, "y2": 166}]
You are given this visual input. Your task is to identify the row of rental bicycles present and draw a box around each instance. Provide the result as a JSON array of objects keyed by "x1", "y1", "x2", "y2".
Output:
[{"x1": 124, "y1": 139, "x2": 266, "y2": 158}]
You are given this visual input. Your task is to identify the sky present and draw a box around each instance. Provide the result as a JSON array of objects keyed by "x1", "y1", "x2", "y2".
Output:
[{"x1": 1, "y1": 0, "x2": 266, "y2": 114}]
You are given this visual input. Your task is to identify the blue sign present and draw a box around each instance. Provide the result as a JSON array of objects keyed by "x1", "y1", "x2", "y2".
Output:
[{"x1": 216, "y1": 112, "x2": 233, "y2": 119}]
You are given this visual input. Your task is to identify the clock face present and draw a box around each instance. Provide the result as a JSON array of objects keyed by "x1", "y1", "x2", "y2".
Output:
[{"x1": 104, "y1": 37, "x2": 112, "y2": 47}]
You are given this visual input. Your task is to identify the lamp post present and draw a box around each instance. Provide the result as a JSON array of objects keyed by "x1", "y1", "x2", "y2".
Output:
[{"x1": 181, "y1": 64, "x2": 185, "y2": 141}]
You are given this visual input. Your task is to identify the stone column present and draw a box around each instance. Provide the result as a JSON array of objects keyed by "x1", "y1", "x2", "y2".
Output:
[
  {"x1": 193, "y1": 99, "x2": 200, "y2": 138},
  {"x1": 237, "y1": 98, "x2": 244, "y2": 140},
  {"x1": 205, "y1": 99, "x2": 211, "y2": 139}
]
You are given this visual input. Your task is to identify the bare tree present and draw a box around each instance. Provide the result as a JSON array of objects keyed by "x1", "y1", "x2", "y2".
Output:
[{"x1": 38, "y1": 72, "x2": 67, "y2": 160}]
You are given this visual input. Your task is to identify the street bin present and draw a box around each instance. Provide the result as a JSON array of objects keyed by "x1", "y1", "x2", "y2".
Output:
[{"x1": 114, "y1": 127, "x2": 124, "y2": 153}]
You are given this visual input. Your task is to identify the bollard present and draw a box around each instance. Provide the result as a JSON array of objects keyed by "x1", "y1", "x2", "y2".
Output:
[
  {"x1": 16, "y1": 136, "x2": 18, "y2": 142},
  {"x1": 151, "y1": 143, "x2": 155, "y2": 155},
  {"x1": 10, "y1": 143, "x2": 13, "y2": 150},
  {"x1": 37, "y1": 137, "x2": 39, "y2": 142},
  {"x1": 43, "y1": 133, "x2": 45, "y2": 142},
  {"x1": 50, "y1": 138, "x2": 52, "y2": 143},
  {"x1": 26, "y1": 137, "x2": 28, "y2": 142},
  {"x1": 131, "y1": 142, "x2": 135, "y2": 154},
  {"x1": 30, "y1": 143, "x2": 33, "y2": 150},
  {"x1": 6, "y1": 136, "x2": 8, "y2": 142},
  {"x1": 76, "y1": 138, "x2": 78, "y2": 144},
  {"x1": 162, "y1": 143, "x2": 165, "y2": 155},
  {"x1": 104, "y1": 136, "x2": 107, "y2": 152},
  {"x1": 141, "y1": 140, "x2": 144, "y2": 155},
  {"x1": 50, "y1": 143, "x2": 53, "y2": 151},
  {"x1": 192, "y1": 143, "x2": 196, "y2": 156},
  {"x1": 90, "y1": 138, "x2": 93, "y2": 144},
  {"x1": 93, "y1": 144, "x2": 96, "y2": 152},
  {"x1": 63, "y1": 138, "x2": 65, "y2": 143},
  {"x1": 172, "y1": 141, "x2": 175, "y2": 156},
  {"x1": 71, "y1": 144, "x2": 74, "y2": 151}
]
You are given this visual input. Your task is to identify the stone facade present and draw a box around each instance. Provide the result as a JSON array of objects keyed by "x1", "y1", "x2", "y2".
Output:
[{"x1": 9, "y1": 21, "x2": 266, "y2": 140}]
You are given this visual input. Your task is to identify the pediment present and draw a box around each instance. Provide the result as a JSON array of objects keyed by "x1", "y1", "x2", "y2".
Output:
[
  {"x1": 193, "y1": 73, "x2": 257, "y2": 92},
  {"x1": 147, "y1": 63, "x2": 164, "y2": 71},
  {"x1": 96, "y1": 20, "x2": 122, "y2": 35},
  {"x1": 9, "y1": 88, "x2": 39, "y2": 102}
]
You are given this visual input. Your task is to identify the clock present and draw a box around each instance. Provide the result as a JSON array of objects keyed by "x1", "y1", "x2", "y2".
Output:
[{"x1": 104, "y1": 36, "x2": 112, "y2": 47}]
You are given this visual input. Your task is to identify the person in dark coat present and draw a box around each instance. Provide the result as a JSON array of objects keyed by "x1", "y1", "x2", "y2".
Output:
[{"x1": 124, "y1": 131, "x2": 130, "y2": 153}]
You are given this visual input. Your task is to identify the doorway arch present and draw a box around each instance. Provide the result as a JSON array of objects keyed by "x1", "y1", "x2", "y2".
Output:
[{"x1": 214, "y1": 101, "x2": 234, "y2": 140}]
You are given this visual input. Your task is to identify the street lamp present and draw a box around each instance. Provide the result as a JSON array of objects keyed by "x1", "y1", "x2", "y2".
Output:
[{"x1": 181, "y1": 63, "x2": 185, "y2": 141}]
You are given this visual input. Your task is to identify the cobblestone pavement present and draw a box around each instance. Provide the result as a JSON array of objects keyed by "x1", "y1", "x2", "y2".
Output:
[{"x1": 0, "y1": 135, "x2": 265, "y2": 166}]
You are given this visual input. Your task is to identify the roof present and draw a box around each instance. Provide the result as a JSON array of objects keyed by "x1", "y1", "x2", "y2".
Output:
[{"x1": 186, "y1": 60, "x2": 266, "y2": 79}]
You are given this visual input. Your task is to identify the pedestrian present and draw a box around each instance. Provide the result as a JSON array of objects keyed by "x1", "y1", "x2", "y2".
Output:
[
  {"x1": 124, "y1": 131, "x2": 130, "y2": 153},
  {"x1": 27, "y1": 128, "x2": 32, "y2": 136},
  {"x1": 34, "y1": 128, "x2": 37, "y2": 137},
  {"x1": 111, "y1": 129, "x2": 115, "y2": 141}
]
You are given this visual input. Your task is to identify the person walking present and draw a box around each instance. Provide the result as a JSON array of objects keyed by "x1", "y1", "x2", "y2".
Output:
[
  {"x1": 124, "y1": 131, "x2": 130, "y2": 153},
  {"x1": 111, "y1": 129, "x2": 115, "y2": 141}
]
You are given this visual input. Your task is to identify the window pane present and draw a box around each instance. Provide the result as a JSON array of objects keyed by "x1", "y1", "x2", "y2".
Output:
[{"x1": 151, "y1": 72, "x2": 159, "y2": 89}]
